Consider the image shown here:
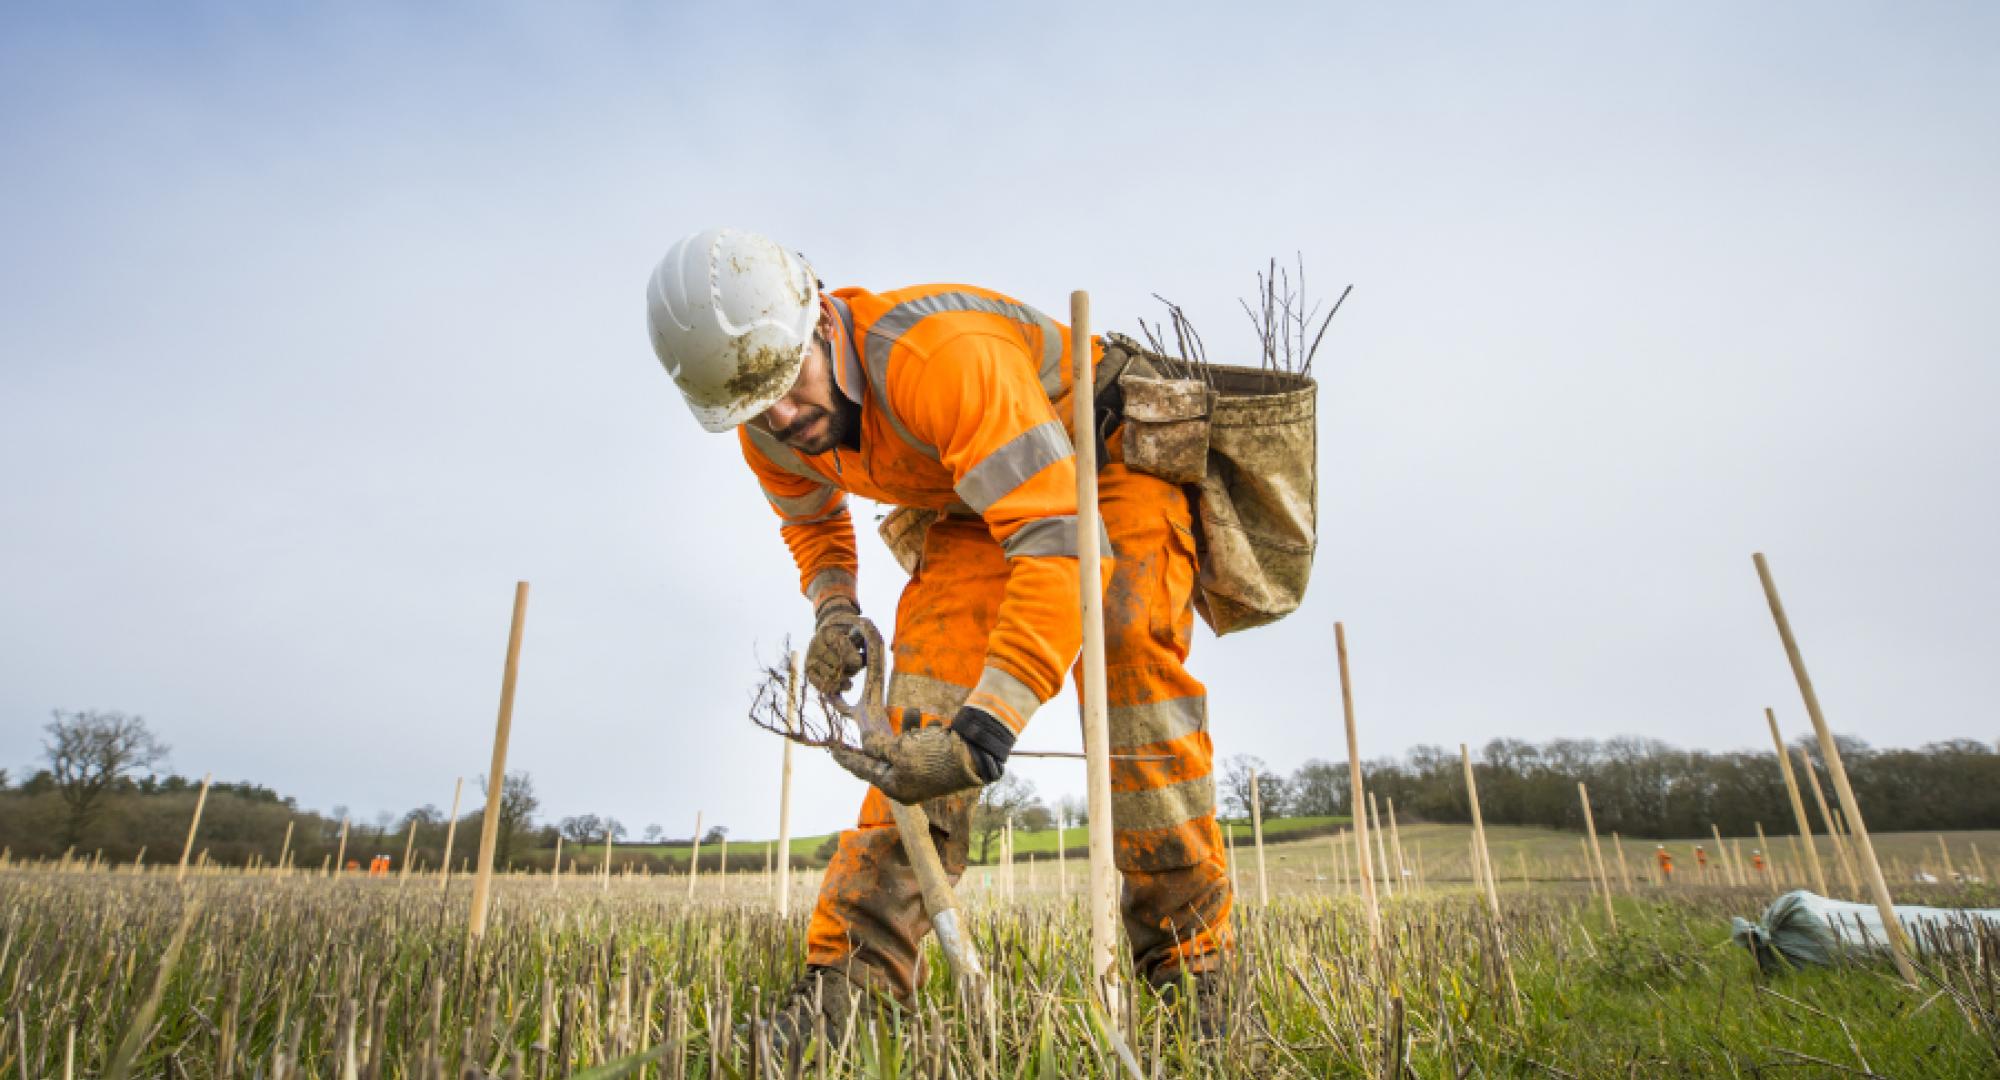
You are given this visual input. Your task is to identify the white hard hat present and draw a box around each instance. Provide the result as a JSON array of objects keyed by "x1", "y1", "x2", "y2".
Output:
[{"x1": 646, "y1": 227, "x2": 820, "y2": 433}]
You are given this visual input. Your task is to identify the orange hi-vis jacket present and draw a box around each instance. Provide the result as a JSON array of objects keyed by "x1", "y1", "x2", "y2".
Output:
[{"x1": 738, "y1": 284, "x2": 1106, "y2": 735}]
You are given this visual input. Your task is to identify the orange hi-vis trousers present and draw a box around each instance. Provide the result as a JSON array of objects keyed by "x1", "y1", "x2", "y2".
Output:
[{"x1": 804, "y1": 457, "x2": 1231, "y2": 998}]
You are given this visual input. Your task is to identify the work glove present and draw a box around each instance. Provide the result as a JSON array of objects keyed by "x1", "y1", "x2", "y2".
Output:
[
  {"x1": 830, "y1": 706, "x2": 1014, "y2": 804},
  {"x1": 805, "y1": 597, "x2": 866, "y2": 696}
]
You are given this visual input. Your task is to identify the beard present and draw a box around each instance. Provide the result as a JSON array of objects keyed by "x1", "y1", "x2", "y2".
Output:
[{"x1": 776, "y1": 394, "x2": 860, "y2": 455}]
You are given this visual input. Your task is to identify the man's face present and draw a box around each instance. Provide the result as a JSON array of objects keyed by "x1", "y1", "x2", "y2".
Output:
[{"x1": 747, "y1": 315, "x2": 856, "y2": 455}]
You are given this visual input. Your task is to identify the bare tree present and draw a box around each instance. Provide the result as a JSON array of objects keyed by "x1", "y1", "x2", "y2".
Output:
[
  {"x1": 970, "y1": 774, "x2": 1042, "y2": 863},
  {"x1": 559, "y1": 814, "x2": 605, "y2": 843},
  {"x1": 479, "y1": 770, "x2": 540, "y2": 868},
  {"x1": 1218, "y1": 754, "x2": 1269, "y2": 821},
  {"x1": 43, "y1": 709, "x2": 168, "y2": 846}
]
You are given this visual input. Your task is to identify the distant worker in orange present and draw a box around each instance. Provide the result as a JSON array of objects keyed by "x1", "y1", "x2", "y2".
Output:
[
  {"x1": 1751, "y1": 850, "x2": 1765, "y2": 873},
  {"x1": 1655, "y1": 844, "x2": 1673, "y2": 880},
  {"x1": 1694, "y1": 845, "x2": 1709, "y2": 881},
  {"x1": 647, "y1": 229, "x2": 1229, "y2": 1044}
]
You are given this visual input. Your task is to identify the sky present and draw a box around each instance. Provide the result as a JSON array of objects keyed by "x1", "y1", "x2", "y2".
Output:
[{"x1": 2, "y1": 3, "x2": 1996, "y2": 840}]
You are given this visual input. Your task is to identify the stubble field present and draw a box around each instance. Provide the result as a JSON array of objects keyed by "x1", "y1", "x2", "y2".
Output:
[{"x1": 4, "y1": 831, "x2": 1997, "y2": 1078}]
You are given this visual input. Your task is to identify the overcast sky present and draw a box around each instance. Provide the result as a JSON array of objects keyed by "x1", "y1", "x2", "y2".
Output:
[{"x1": 3, "y1": 4, "x2": 1996, "y2": 839}]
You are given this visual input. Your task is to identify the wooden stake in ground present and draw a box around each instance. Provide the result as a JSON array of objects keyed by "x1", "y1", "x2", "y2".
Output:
[
  {"x1": 1003, "y1": 817, "x2": 1016, "y2": 902},
  {"x1": 552, "y1": 835, "x2": 562, "y2": 894},
  {"x1": 175, "y1": 773, "x2": 213, "y2": 884},
  {"x1": 1249, "y1": 769, "x2": 1270, "y2": 907},
  {"x1": 686, "y1": 811, "x2": 703, "y2": 899},
  {"x1": 1460, "y1": 743, "x2": 1522, "y2": 1017},
  {"x1": 1057, "y1": 816, "x2": 1068, "y2": 900},
  {"x1": 1765, "y1": 708, "x2": 1827, "y2": 895},
  {"x1": 468, "y1": 581, "x2": 529, "y2": 942},
  {"x1": 1578, "y1": 782, "x2": 1616, "y2": 928},
  {"x1": 439, "y1": 779, "x2": 465, "y2": 891},
  {"x1": 1369, "y1": 791, "x2": 1395, "y2": 898},
  {"x1": 277, "y1": 820, "x2": 294, "y2": 877},
  {"x1": 1611, "y1": 831, "x2": 1633, "y2": 893},
  {"x1": 1712, "y1": 828, "x2": 1744, "y2": 884},
  {"x1": 776, "y1": 651, "x2": 799, "y2": 917},
  {"x1": 1336, "y1": 623, "x2": 1381, "y2": 947},
  {"x1": 332, "y1": 815, "x2": 350, "y2": 877},
  {"x1": 1753, "y1": 552, "x2": 1915, "y2": 984},
  {"x1": 1073, "y1": 290, "x2": 1120, "y2": 1007},
  {"x1": 1387, "y1": 797, "x2": 1410, "y2": 894},
  {"x1": 718, "y1": 833, "x2": 729, "y2": 895},
  {"x1": 602, "y1": 817, "x2": 615, "y2": 892},
  {"x1": 1795, "y1": 745, "x2": 1860, "y2": 894},
  {"x1": 398, "y1": 817, "x2": 416, "y2": 883}
]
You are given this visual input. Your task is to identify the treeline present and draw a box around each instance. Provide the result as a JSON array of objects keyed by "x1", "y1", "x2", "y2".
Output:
[
  {"x1": 0, "y1": 773, "x2": 795, "y2": 874},
  {"x1": 1229, "y1": 736, "x2": 2000, "y2": 838}
]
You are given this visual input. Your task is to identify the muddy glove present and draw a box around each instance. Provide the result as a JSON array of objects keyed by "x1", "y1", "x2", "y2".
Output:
[
  {"x1": 830, "y1": 706, "x2": 1013, "y2": 804},
  {"x1": 805, "y1": 597, "x2": 866, "y2": 696}
]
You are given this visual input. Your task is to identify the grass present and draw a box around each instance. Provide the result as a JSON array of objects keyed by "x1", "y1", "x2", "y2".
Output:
[
  {"x1": 558, "y1": 814, "x2": 1354, "y2": 868},
  {"x1": 3, "y1": 842, "x2": 1996, "y2": 1077}
]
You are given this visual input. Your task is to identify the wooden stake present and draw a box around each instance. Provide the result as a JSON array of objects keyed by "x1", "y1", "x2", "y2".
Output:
[
  {"x1": 1369, "y1": 791, "x2": 1394, "y2": 898},
  {"x1": 1057, "y1": 816, "x2": 1068, "y2": 900},
  {"x1": 439, "y1": 777, "x2": 464, "y2": 891},
  {"x1": 277, "y1": 821, "x2": 294, "y2": 877},
  {"x1": 1461, "y1": 743, "x2": 1521, "y2": 1017},
  {"x1": 332, "y1": 816, "x2": 350, "y2": 877},
  {"x1": 1249, "y1": 769, "x2": 1269, "y2": 908},
  {"x1": 1611, "y1": 831, "x2": 1632, "y2": 893},
  {"x1": 1004, "y1": 817, "x2": 1016, "y2": 902},
  {"x1": 468, "y1": 581, "x2": 529, "y2": 940},
  {"x1": 1708, "y1": 825, "x2": 1735, "y2": 887},
  {"x1": 1336, "y1": 623, "x2": 1381, "y2": 947},
  {"x1": 602, "y1": 817, "x2": 614, "y2": 892},
  {"x1": 1936, "y1": 834, "x2": 1955, "y2": 882},
  {"x1": 776, "y1": 652, "x2": 799, "y2": 917},
  {"x1": 1765, "y1": 708, "x2": 1827, "y2": 895},
  {"x1": 398, "y1": 818, "x2": 416, "y2": 883},
  {"x1": 687, "y1": 811, "x2": 702, "y2": 898},
  {"x1": 1795, "y1": 746, "x2": 1860, "y2": 894},
  {"x1": 552, "y1": 835, "x2": 562, "y2": 894},
  {"x1": 1387, "y1": 797, "x2": 1410, "y2": 894},
  {"x1": 1578, "y1": 783, "x2": 1616, "y2": 927},
  {"x1": 175, "y1": 773, "x2": 212, "y2": 884},
  {"x1": 1072, "y1": 290, "x2": 1119, "y2": 1007},
  {"x1": 1753, "y1": 552, "x2": 1915, "y2": 983}
]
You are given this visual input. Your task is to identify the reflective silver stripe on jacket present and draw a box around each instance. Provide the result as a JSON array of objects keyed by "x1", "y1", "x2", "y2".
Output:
[
  {"x1": 768, "y1": 491, "x2": 848, "y2": 526},
  {"x1": 1000, "y1": 515, "x2": 1113, "y2": 560},
  {"x1": 953, "y1": 420, "x2": 1074, "y2": 513},
  {"x1": 1107, "y1": 695, "x2": 1207, "y2": 751},
  {"x1": 863, "y1": 291, "x2": 1067, "y2": 458},
  {"x1": 745, "y1": 424, "x2": 832, "y2": 486},
  {"x1": 1113, "y1": 774, "x2": 1216, "y2": 831},
  {"x1": 806, "y1": 569, "x2": 857, "y2": 607}
]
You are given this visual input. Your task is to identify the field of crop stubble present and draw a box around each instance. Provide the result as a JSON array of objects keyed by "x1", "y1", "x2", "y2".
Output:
[{"x1": 5, "y1": 829, "x2": 1997, "y2": 1078}]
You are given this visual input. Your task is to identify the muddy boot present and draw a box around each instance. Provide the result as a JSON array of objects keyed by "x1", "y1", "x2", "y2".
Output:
[
  {"x1": 1151, "y1": 968, "x2": 1231, "y2": 1043},
  {"x1": 757, "y1": 965, "x2": 878, "y2": 1056}
]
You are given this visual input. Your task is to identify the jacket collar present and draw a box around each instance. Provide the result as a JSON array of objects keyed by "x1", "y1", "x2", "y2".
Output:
[{"x1": 827, "y1": 295, "x2": 864, "y2": 406}]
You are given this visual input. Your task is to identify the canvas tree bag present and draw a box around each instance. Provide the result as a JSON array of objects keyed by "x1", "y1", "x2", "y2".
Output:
[{"x1": 1099, "y1": 334, "x2": 1319, "y2": 636}]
